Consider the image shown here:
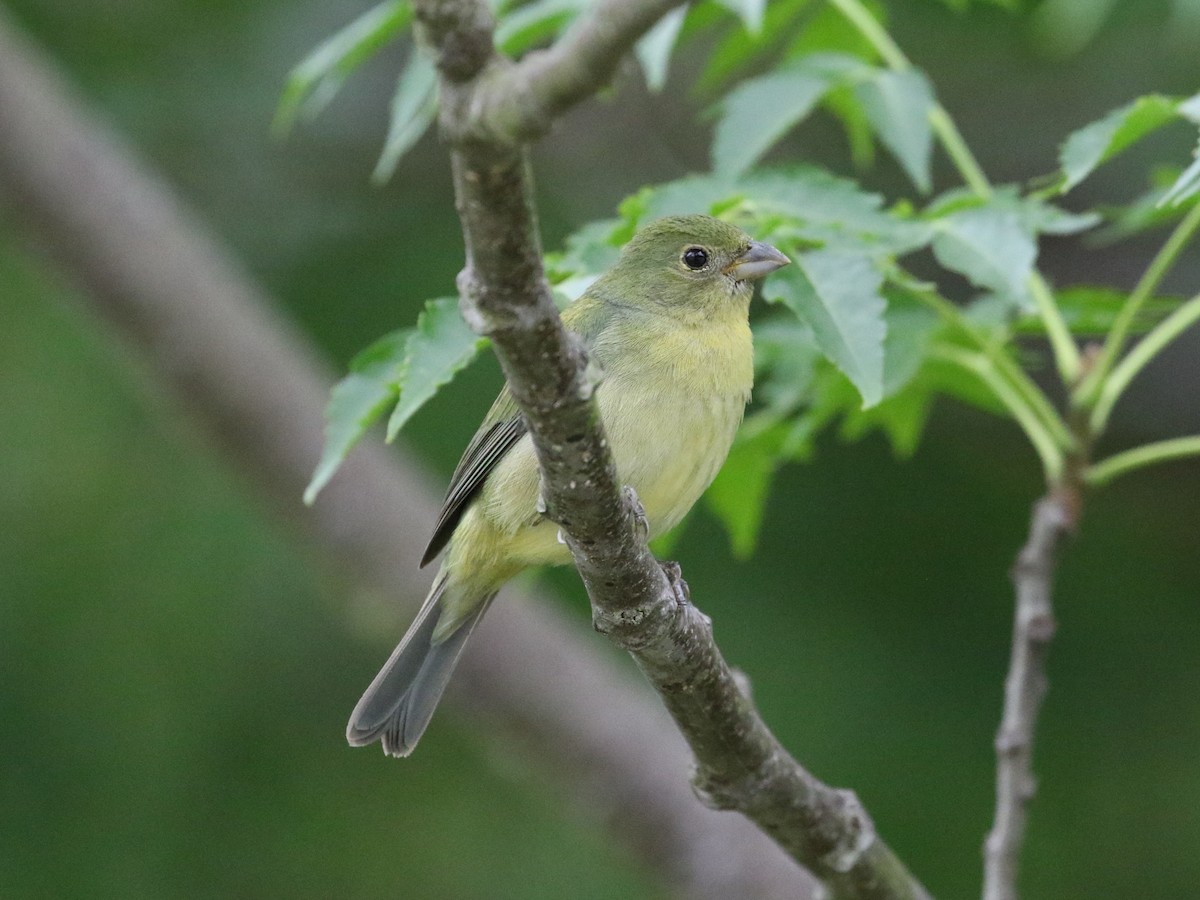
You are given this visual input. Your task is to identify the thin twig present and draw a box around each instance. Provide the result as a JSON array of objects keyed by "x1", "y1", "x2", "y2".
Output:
[
  {"x1": 415, "y1": 0, "x2": 932, "y2": 897},
  {"x1": 1085, "y1": 435, "x2": 1200, "y2": 487},
  {"x1": 0, "y1": 11, "x2": 815, "y2": 899},
  {"x1": 983, "y1": 493, "x2": 1076, "y2": 900}
]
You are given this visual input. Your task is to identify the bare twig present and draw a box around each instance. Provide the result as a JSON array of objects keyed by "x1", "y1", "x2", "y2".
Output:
[
  {"x1": 415, "y1": 0, "x2": 931, "y2": 897},
  {"x1": 0, "y1": 11, "x2": 814, "y2": 899},
  {"x1": 983, "y1": 492, "x2": 1076, "y2": 900}
]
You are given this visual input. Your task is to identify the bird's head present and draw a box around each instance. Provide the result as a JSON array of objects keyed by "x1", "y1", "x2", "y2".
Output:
[{"x1": 594, "y1": 214, "x2": 790, "y2": 320}]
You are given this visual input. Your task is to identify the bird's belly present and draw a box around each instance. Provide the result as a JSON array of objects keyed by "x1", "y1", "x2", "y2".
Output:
[
  {"x1": 468, "y1": 377, "x2": 747, "y2": 573},
  {"x1": 603, "y1": 380, "x2": 745, "y2": 538}
]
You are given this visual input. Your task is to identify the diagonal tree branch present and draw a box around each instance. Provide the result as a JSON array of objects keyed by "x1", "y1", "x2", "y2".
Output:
[
  {"x1": 415, "y1": 0, "x2": 932, "y2": 897},
  {"x1": 484, "y1": 0, "x2": 686, "y2": 140},
  {"x1": 0, "y1": 10, "x2": 813, "y2": 899},
  {"x1": 983, "y1": 491, "x2": 1076, "y2": 900}
]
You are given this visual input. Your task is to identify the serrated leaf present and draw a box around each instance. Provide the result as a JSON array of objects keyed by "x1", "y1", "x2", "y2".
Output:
[
  {"x1": 1058, "y1": 94, "x2": 1182, "y2": 192},
  {"x1": 765, "y1": 249, "x2": 887, "y2": 407},
  {"x1": 631, "y1": 168, "x2": 931, "y2": 256},
  {"x1": 387, "y1": 298, "x2": 488, "y2": 441},
  {"x1": 305, "y1": 329, "x2": 410, "y2": 505},
  {"x1": 372, "y1": 50, "x2": 438, "y2": 182},
  {"x1": 636, "y1": 5, "x2": 687, "y2": 92},
  {"x1": 704, "y1": 424, "x2": 786, "y2": 558},
  {"x1": 931, "y1": 204, "x2": 1036, "y2": 298},
  {"x1": 712, "y1": 68, "x2": 835, "y2": 177},
  {"x1": 852, "y1": 68, "x2": 935, "y2": 193},
  {"x1": 275, "y1": 1, "x2": 411, "y2": 134}
]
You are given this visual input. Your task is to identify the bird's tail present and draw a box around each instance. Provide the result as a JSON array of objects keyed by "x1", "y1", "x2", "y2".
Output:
[{"x1": 346, "y1": 575, "x2": 494, "y2": 757}]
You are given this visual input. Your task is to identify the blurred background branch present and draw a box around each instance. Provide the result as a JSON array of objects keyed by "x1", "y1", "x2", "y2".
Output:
[{"x1": 0, "y1": 8, "x2": 812, "y2": 898}]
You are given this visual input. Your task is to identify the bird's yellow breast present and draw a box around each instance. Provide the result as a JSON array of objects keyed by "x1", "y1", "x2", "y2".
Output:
[
  {"x1": 596, "y1": 313, "x2": 752, "y2": 536},
  {"x1": 450, "y1": 309, "x2": 752, "y2": 578}
]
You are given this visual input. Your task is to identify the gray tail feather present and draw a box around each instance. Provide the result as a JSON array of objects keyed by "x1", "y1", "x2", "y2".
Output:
[{"x1": 346, "y1": 578, "x2": 494, "y2": 757}]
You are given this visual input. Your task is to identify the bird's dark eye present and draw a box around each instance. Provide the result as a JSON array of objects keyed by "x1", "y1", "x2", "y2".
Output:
[{"x1": 682, "y1": 247, "x2": 709, "y2": 270}]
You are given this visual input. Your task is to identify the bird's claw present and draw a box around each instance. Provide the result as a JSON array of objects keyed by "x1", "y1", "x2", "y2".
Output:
[
  {"x1": 661, "y1": 560, "x2": 690, "y2": 605},
  {"x1": 623, "y1": 485, "x2": 649, "y2": 540}
]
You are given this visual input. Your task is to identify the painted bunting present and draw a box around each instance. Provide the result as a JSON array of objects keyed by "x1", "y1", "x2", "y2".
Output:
[{"x1": 347, "y1": 214, "x2": 789, "y2": 756}]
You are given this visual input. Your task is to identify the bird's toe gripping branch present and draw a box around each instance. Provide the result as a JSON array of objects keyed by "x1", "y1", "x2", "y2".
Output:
[
  {"x1": 660, "y1": 560, "x2": 690, "y2": 607},
  {"x1": 622, "y1": 484, "x2": 649, "y2": 540}
]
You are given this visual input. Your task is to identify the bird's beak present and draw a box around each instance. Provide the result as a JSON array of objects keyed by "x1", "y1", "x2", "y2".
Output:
[{"x1": 723, "y1": 241, "x2": 790, "y2": 282}]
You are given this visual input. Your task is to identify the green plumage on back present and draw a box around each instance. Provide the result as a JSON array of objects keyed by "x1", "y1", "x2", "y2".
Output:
[{"x1": 348, "y1": 214, "x2": 789, "y2": 757}]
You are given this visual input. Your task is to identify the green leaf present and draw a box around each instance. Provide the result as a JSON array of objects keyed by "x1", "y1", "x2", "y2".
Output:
[
  {"x1": 496, "y1": 0, "x2": 584, "y2": 56},
  {"x1": 1058, "y1": 94, "x2": 1183, "y2": 192},
  {"x1": 840, "y1": 375, "x2": 934, "y2": 457},
  {"x1": 931, "y1": 202, "x2": 1036, "y2": 298},
  {"x1": 387, "y1": 298, "x2": 489, "y2": 441},
  {"x1": 1030, "y1": 0, "x2": 1118, "y2": 58},
  {"x1": 765, "y1": 248, "x2": 887, "y2": 407},
  {"x1": 704, "y1": 424, "x2": 786, "y2": 558},
  {"x1": 715, "y1": 0, "x2": 767, "y2": 33},
  {"x1": 712, "y1": 68, "x2": 836, "y2": 176},
  {"x1": 751, "y1": 316, "x2": 823, "y2": 420},
  {"x1": 548, "y1": 218, "x2": 623, "y2": 282},
  {"x1": 372, "y1": 50, "x2": 438, "y2": 183},
  {"x1": 699, "y1": 0, "x2": 811, "y2": 94},
  {"x1": 630, "y1": 167, "x2": 931, "y2": 256},
  {"x1": 1021, "y1": 197, "x2": 1100, "y2": 236},
  {"x1": 787, "y1": 0, "x2": 882, "y2": 60},
  {"x1": 636, "y1": 5, "x2": 688, "y2": 92},
  {"x1": 305, "y1": 329, "x2": 410, "y2": 505},
  {"x1": 823, "y1": 86, "x2": 876, "y2": 170},
  {"x1": 1161, "y1": 141, "x2": 1200, "y2": 207},
  {"x1": 852, "y1": 68, "x2": 935, "y2": 193},
  {"x1": 879, "y1": 286, "x2": 940, "y2": 397},
  {"x1": 275, "y1": 1, "x2": 411, "y2": 134},
  {"x1": 1092, "y1": 166, "x2": 1194, "y2": 242}
]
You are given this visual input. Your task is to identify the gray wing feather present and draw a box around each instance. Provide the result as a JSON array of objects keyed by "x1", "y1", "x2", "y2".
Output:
[{"x1": 420, "y1": 416, "x2": 527, "y2": 566}]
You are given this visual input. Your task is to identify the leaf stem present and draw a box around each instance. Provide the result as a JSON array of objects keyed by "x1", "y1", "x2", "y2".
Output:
[
  {"x1": 827, "y1": 0, "x2": 1081, "y2": 384},
  {"x1": 1076, "y1": 199, "x2": 1200, "y2": 408},
  {"x1": 1091, "y1": 291, "x2": 1200, "y2": 433},
  {"x1": 910, "y1": 285, "x2": 1074, "y2": 451},
  {"x1": 927, "y1": 104, "x2": 991, "y2": 199},
  {"x1": 932, "y1": 346, "x2": 1064, "y2": 482},
  {"x1": 1026, "y1": 272, "x2": 1082, "y2": 385},
  {"x1": 1085, "y1": 436, "x2": 1200, "y2": 486},
  {"x1": 825, "y1": 0, "x2": 910, "y2": 71}
]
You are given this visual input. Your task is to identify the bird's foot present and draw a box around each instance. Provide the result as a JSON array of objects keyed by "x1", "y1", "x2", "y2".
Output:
[{"x1": 623, "y1": 485, "x2": 649, "y2": 540}]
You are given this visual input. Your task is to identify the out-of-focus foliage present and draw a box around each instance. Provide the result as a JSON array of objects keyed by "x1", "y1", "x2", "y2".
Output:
[
  {"x1": 306, "y1": 0, "x2": 1200, "y2": 560},
  {"x1": 7, "y1": 1, "x2": 1200, "y2": 899}
]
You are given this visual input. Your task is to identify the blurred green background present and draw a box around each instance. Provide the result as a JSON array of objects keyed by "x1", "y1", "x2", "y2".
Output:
[{"x1": 2, "y1": 1, "x2": 1200, "y2": 897}]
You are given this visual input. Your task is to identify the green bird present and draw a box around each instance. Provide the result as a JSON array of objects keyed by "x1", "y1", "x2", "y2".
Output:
[{"x1": 347, "y1": 214, "x2": 789, "y2": 756}]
